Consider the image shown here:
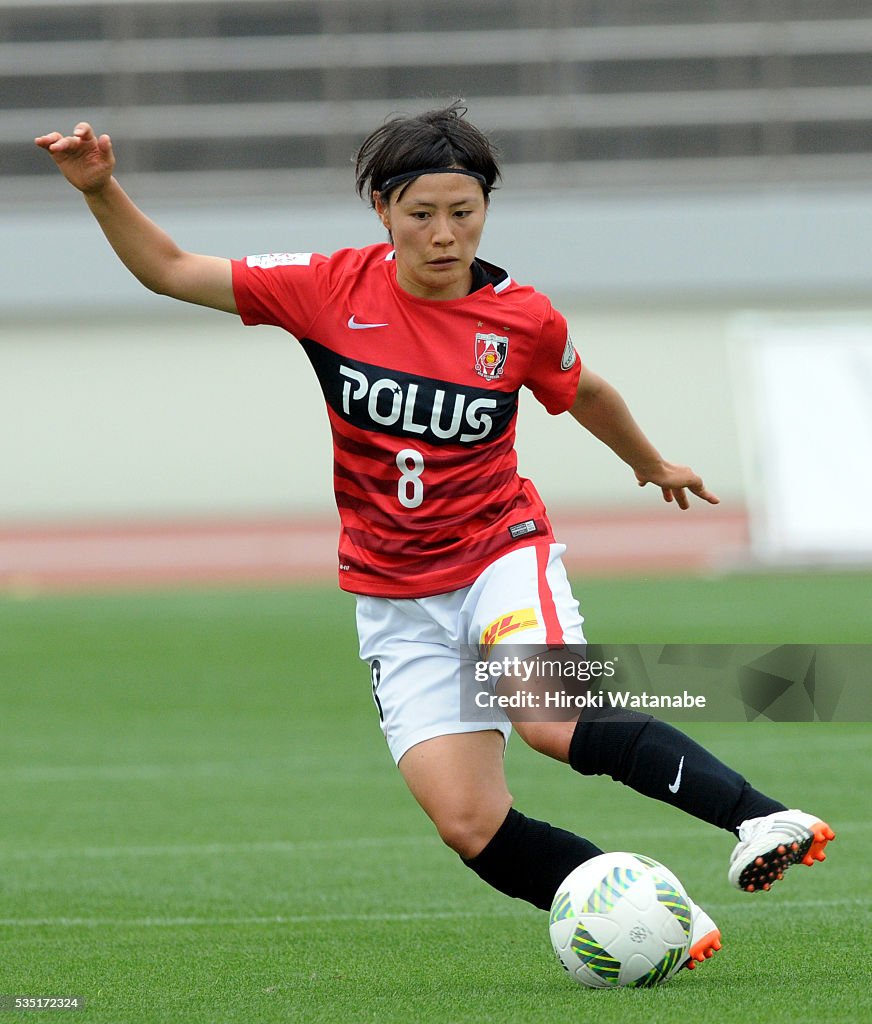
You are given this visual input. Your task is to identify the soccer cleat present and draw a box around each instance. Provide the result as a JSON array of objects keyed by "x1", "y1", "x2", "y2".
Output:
[
  {"x1": 682, "y1": 900, "x2": 722, "y2": 970},
  {"x1": 728, "y1": 809, "x2": 835, "y2": 892}
]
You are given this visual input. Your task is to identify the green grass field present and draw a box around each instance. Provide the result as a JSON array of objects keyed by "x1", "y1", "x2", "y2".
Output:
[{"x1": 0, "y1": 573, "x2": 870, "y2": 1023}]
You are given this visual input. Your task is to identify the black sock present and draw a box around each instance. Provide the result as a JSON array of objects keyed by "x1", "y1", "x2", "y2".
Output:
[
  {"x1": 569, "y1": 708, "x2": 786, "y2": 835},
  {"x1": 462, "y1": 808, "x2": 602, "y2": 911}
]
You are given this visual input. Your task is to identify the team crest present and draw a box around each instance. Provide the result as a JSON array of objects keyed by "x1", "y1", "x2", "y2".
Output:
[{"x1": 474, "y1": 333, "x2": 509, "y2": 380}]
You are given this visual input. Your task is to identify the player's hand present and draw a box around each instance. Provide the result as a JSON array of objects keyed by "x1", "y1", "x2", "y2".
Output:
[
  {"x1": 34, "y1": 122, "x2": 115, "y2": 195},
  {"x1": 634, "y1": 460, "x2": 720, "y2": 510}
]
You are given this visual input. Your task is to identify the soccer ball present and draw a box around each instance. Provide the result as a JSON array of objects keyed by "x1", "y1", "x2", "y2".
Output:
[{"x1": 549, "y1": 852, "x2": 692, "y2": 989}]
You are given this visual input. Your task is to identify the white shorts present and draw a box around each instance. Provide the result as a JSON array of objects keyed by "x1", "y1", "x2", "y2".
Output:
[{"x1": 355, "y1": 542, "x2": 586, "y2": 764}]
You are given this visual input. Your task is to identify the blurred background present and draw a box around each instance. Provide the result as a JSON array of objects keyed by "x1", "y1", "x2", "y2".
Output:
[{"x1": 2, "y1": 0, "x2": 872, "y2": 589}]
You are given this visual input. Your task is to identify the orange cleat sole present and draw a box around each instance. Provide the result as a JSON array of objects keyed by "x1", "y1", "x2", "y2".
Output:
[
  {"x1": 803, "y1": 821, "x2": 836, "y2": 866},
  {"x1": 683, "y1": 929, "x2": 720, "y2": 966},
  {"x1": 684, "y1": 928, "x2": 722, "y2": 971},
  {"x1": 740, "y1": 820, "x2": 835, "y2": 893}
]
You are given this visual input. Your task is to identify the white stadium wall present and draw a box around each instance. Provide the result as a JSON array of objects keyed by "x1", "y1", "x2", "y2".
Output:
[
  {"x1": 3, "y1": 190, "x2": 872, "y2": 531},
  {"x1": 0, "y1": 303, "x2": 742, "y2": 522}
]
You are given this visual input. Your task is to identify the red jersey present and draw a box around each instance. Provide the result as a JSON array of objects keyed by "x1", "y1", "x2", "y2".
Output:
[{"x1": 232, "y1": 243, "x2": 581, "y2": 597}]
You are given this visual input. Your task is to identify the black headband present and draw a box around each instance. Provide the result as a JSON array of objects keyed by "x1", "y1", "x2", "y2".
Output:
[{"x1": 377, "y1": 167, "x2": 489, "y2": 196}]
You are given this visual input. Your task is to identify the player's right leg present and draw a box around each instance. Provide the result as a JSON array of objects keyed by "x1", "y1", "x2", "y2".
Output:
[
  {"x1": 400, "y1": 732, "x2": 721, "y2": 970},
  {"x1": 683, "y1": 901, "x2": 722, "y2": 970},
  {"x1": 398, "y1": 729, "x2": 512, "y2": 859},
  {"x1": 355, "y1": 591, "x2": 602, "y2": 912},
  {"x1": 398, "y1": 729, "x2": 602, "y2": 911}
]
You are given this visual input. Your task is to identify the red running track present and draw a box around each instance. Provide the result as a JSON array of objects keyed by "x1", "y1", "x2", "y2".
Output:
[{"x1": 0, "y1": 507, "x2": 749, "y2": 594}]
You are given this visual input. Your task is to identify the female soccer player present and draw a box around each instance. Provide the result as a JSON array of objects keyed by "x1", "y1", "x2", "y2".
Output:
[{"x1": 36, "y1": 105, "x2": 833, "y2": 970}]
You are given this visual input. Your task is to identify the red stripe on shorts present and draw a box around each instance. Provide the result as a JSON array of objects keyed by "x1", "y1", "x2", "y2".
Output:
[{"x1": 535, "y1": 543, "x2": 563, "y2": 645}]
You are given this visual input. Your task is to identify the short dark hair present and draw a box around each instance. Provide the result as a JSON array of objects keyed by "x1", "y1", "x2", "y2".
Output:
[{"x1": 354, "y1": 101, "x2": 501, "y2": 207}]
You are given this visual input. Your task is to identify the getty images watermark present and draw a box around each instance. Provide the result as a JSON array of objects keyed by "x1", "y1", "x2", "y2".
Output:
[
  {"x1": 459, "y1": 644, "x2": 871, "y2": 723},
  {"x1": 473, "y1": 654, "x2": 707, "y2": 712}
]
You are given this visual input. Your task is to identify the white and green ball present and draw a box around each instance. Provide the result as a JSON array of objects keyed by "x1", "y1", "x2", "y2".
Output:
[{"x1": 549, "y1": 852, "x2": 692, "y2": 989}]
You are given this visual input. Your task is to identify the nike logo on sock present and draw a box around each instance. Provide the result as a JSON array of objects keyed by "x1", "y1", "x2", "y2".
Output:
[
  {"x1": 668, "y1": 755, "x2": 685, "y2": 794},
  {"x1": 348, "y1": 315, "x2": 389, "y2": 330}
]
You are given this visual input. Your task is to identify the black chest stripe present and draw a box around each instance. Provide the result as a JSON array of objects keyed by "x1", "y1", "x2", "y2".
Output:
[{"x1": 300, "y1": 337, "x2": 518, "y2": 447}]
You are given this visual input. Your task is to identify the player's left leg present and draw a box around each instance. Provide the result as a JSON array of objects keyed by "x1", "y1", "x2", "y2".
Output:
[
  {"x1": 468, "y1": 543, "x2": 780, "y2": 834},
  {"x1": 515, "y1": 711, "x2": 777, "y2": 830},
  {"x1": 469, "y1": 543, "x2": 834, "y2": 891},
  {"x1": 513, "y1": 682, "x2": 835, "y2": 891}
]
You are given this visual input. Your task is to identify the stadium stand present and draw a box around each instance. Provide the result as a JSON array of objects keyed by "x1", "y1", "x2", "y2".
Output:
[{"x1": 5, "y1": 0, "x2": 872, "y2": 204}]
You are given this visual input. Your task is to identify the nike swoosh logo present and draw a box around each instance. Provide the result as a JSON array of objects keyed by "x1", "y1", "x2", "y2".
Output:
[
  {"x1": 348, "y1": 316, "x2": 389, "y2": 330},
  {"x1": 668, "y1": 755, "x2": 685, "y2": 794}
]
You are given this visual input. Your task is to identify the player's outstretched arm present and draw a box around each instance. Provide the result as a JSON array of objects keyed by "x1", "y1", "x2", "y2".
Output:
[
  {"x1": 569, "y1": 367, "x2": 720, "y2": 510},
  {"x1": 35, "y1": 123, "x2": 236, "y2": 314}
]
